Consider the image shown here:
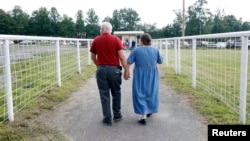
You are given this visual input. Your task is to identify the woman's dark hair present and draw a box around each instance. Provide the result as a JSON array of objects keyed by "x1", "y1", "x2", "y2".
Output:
[{"x1": 140, "y1": 33, "x2": 152, "y2": 45}]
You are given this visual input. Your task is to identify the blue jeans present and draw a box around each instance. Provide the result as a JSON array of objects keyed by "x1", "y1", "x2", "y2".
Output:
[{"x1": 96, "y1": 65, "x2": 122, "y2": 122}]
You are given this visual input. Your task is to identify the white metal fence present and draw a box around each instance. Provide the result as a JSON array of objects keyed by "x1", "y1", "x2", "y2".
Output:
[
  {"x1": 153, "y1": 31, "x2": 250, "y2": 124},
  {"x1": 0, "y1": 35, "x2": 92, "y2": 122},
  {"x1": 1, "y1": 31, "x2": 250, "y2": 124}
]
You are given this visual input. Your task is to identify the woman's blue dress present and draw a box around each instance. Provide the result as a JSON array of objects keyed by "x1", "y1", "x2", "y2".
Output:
[{"x1": 127, "y1": 46, "x2": 163, "y2": 115}]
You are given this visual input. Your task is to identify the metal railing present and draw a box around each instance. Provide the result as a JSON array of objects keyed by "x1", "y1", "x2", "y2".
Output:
[
  {"x1": 0, "y1": 35, "x2": 92, "y2": 122},
  {"x1": 153, "y1": 31, "x2": 250, "y2": 124}
]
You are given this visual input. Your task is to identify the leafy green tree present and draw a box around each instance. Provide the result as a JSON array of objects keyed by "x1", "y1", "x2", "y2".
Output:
[
  {"x1": 9, "y1": 5, "x2": 30, "y2": 35},
  {"x1": 29, "y1": 7, "x2": 52, "y2": 36},
  {"x1": 185, "y1": 0, "x2": 210, "y2": 35},
  {"x1": 241, "y1": 21, "x2": 250, "y2": 31},
  {"x1": 84, "y1": 8, "x2": 99, "y2": 38},
  {"x1": 110, "y1": 10, "x2": 122, "y2": 32},
  {"x1": 223, "y1": 15, "x2": 242, "y2": 32},
  {"x1": 159, "y1": 9, "x2": 183, "y2": 38},
  {"x1": 75, "y1": 10, "x2": 85, "y2": 38},
  {"x1": 172, "y1": 9, "x2": 183, "y2": 37},
  {"x1": 49, "y1": 7, "x2": 61, "y2": 36},
  {"x1": 102, "y1": 16, "x2": 112, "y2": 23},
  {"x1": 85, "y1": 8, "x2": 99, "y2": 25},
  {"x1": 118, "y1": 8, "x2": 140, "y2": 30},
  {"x1": 0, "y1": 9, "x2": 16, "y2": 34},
  {"x1": 58, "y1": 15, "x2": 76, "y2": 37}
]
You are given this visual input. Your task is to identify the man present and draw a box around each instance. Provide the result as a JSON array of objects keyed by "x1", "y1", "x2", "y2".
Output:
[
  {"x1": 130, "y1": 40, "x2": 136, "y2": 51},
  {"x1": 90, "y1": 22, "x2": 130, "y2": 126}
]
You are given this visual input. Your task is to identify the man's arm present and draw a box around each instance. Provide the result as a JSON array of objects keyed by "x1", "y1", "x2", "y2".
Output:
[{"x1": 91, "y1": 53, "x2": 98, "y2": 66}]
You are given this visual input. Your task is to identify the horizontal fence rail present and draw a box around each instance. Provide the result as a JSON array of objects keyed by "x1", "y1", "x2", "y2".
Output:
[
  {"x1": 0, "y1": 35, "x2": 92, "y2": 122},
  {"x1": 153, "y1": 31, "x2": 250, "y2": 124}
]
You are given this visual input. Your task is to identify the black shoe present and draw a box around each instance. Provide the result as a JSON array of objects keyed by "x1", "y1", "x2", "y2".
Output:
[
  {"x1": 146, "y1": 114, "x2": 152, "y2": 118},
  {"x1": 113, "y1": 115, "x2": 123, "y2": 122},
  {"x1": 138, "y1": 119, "x2": 147, "y2": 125},
  {"x1": 102, "y1": 120, "x2": 112, "y2": 126}
]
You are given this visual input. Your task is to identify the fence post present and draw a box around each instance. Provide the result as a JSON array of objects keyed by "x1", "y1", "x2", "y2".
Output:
[
  {"x1": 56, "y1": 40, "x2": 61, "y2": 87},
  {"x1": 239, "y1": 36, "x2": 248, "y2": 124},
  {"x1": 88, "y1": 40, "x2": 91, "y2": 65},
  {"x1": 159, "y1": 40, "x2": 162, "y2": 55},
  {"x1": 3, "y1": 40, "x2": 14, "y2": 121},
  {"x1": 165, "y1": 40, "x2": 169, "y2": 67},
  {"x1": 192, "y1": 38, "x2": 197, "y2": 88},
  {"x1": 174, "y1": 40, "x2": 178, "y2": 74},
  {"x1": 76, "y1": 40, "x2": 81, "y2": 74},
  {"x1": 177, "y1": 39, "x2": 181, "y2": 74}
]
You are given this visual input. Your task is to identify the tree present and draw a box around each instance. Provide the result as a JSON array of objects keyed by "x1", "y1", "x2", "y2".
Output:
[
  {"x1": 102, "y1": 16, "x2": 112, "y2": 23},
  {"x1": 241, "y1": 21, "x2": 250, "y2": 31},
  {"x1": 172, "y1": 9, "x2": 183, "y2": 37},
  {"x1": 84, "y1": 8, "x2": 99, "y2": 38},
  {"x1": 58, "y1": 15, "x2": 76, "y2": 37},
  {"x1": 49, "y1": 7, "x2": 61, "y2": 36},
  {"x1": 185, "y1": 0, "x2": 210, "y2": 35},
  {"x1": 223, "y1": 15, "x2": 242, "y2": 32},
  {"x1": 29, "y1": 7, "x2": 52, "y2": 36},
  {"x1": 0, "y1": 9, "x2": 16, "y2": 34},
  {"x1": 118, "y1": 8, "x2": 140, "y2": 31},
  {"x1": 75, "y1": 10, "x2": 85, "y2": 38},
  {"x1": 9, "y1": 5, "x2": 29, "y2": 35},
  {"x1": 110, "y1": 10, "x2": 122, "y2": 32}
]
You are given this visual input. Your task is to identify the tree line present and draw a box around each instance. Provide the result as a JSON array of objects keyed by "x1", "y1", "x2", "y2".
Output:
[{"x1": 0, "y1": 0, "x2": 250, "y2": 39}]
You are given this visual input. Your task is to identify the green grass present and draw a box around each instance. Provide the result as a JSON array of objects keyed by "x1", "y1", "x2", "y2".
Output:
[{"x1": 160, "y1": 66, "x2": 246, "y2": 124}]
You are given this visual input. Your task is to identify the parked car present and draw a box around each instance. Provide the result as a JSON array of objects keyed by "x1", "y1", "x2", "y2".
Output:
[
  {"x1": 19, "y1": 40, "x2": 36, "y2": 45},
  {"x1": 181, "y1": 41, "x2": 190, "y2": 47},
  {"x1": 207, "y1": 42, "x2": 216, "y2": 48},
  {"x1": 79, "y1": 41, "x2": 88, "y2": 47},
  {"x1": 226, "y1": 38, "x2": 250, "y2": 49},
  {"x1": 226, "y1": 39, "x2": 241, "y2": 48},
  {"x1": 216, "y1": 42, "x2": 226, "y2": 48},
  {"x1": 196, "y1": 41, "x2": 208, "y2": 47},
  {"x1": 161, "y1": 40, "x2": 173, "y2": 48}
]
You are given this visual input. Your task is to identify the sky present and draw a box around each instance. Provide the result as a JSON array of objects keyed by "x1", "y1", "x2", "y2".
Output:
[{"x1": 0, "y1": 0, "x2": 249, "y2": 28}]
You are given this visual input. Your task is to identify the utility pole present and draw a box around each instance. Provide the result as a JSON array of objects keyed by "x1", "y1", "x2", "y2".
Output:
[{"x1": 182, "y1": 0, "x2": 185, "y2": 38}]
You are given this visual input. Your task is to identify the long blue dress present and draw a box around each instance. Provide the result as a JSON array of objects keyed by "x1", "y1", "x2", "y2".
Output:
[{"x1": 127, "y1": 46, "x2": 163, "y2": 115}]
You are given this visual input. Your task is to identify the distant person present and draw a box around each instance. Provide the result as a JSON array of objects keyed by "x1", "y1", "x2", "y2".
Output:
[
  {"x1": 90, "y1": 22, "x2": 130, "y2": 126},
  {"x1": 130, "y1": 40, "x2": 136, "y2": 51},
  {"x1": 125, "y1": 39, "x2": 129, "y2": 50},
  {"x1": 127, "y1": 33, "x2": 163, "y2": 125}
]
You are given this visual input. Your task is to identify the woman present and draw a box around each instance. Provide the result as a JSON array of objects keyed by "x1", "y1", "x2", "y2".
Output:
[{"x1": 127, "y1": 33, "x2": 163, "y2": 125}]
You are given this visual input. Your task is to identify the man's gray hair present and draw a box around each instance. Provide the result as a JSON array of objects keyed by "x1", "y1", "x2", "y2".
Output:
[{"x1": 101, "y1": 22, "x2": 112, "y2": 33}]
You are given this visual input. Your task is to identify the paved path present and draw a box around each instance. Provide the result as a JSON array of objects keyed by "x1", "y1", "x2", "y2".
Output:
[{"x1": 45, "y1": 63, "x2": 207, "y2": 141}]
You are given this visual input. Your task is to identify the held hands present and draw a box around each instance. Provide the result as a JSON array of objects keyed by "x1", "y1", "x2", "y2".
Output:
[{"x1": 123, "y1": 70, "x2": 130, "y2": 80}]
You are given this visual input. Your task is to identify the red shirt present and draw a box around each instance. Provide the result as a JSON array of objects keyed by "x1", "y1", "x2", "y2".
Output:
[{"x1": 90, "y1": 33, "x2": 123, "y2": 66}]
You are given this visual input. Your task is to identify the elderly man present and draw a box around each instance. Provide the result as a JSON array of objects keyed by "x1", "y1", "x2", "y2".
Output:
[{"x1": 90, "y1": 22, "x2": 130, "y2": 126}]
